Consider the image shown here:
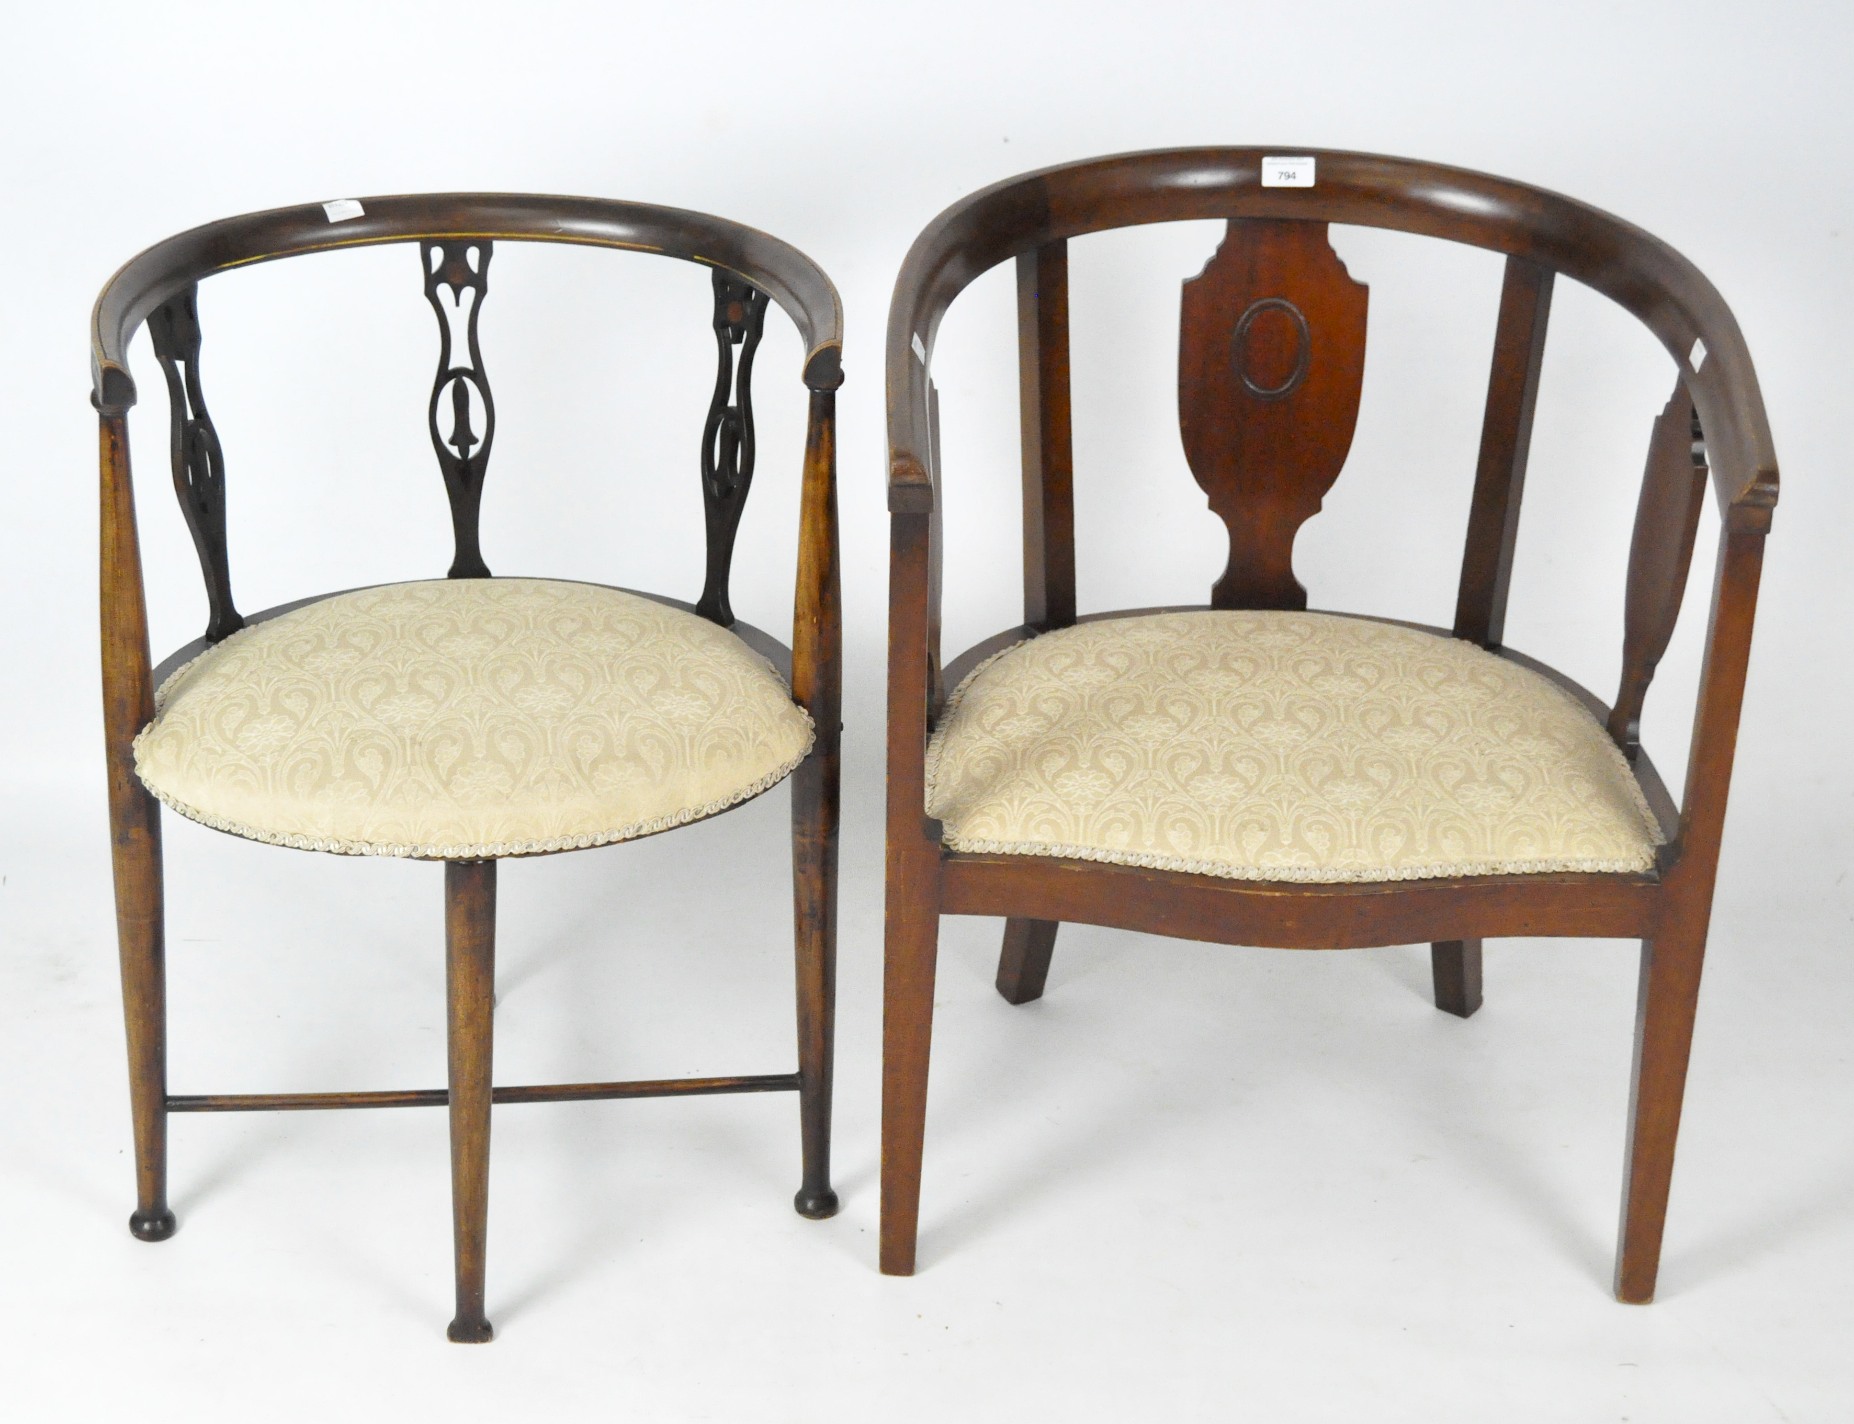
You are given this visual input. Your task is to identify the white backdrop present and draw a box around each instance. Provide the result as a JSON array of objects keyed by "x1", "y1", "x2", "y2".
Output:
[{"x1": 3, "y1": 2, "x2": 1851, "y2": 1420}]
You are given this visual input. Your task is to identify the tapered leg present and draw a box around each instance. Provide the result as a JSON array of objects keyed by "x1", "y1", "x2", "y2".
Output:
[
  {"x1": 111, "y1": 792, "x2": 175, "y2": 1242},
  {"x1": 791, "y1": 752, "x2": 840, "y2": 1219},
  {"x1": 996, "y1": 918, "x2": 1059, "y2": 1005},
  {"x1": 1431, "y1": 939, "x2": 1484, "y2": 1018},
  {"x1": 1615, "y1": 927, "x2": 1708, "y2": 1303},
  {"x1": 880, "y1": 861, "x2": 942, "y2": 1276},
  {"x1": 445, "y1": 860, "x2": 497, "y2": 1343}
]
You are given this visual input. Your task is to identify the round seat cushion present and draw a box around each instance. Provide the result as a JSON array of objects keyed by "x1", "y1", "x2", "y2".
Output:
[
  {"x1": 925, "y1": 610, "x2": 1662, "y2": 883},
  {"x1": 134, "y1": 579, "x2": 814, "y2": 859}
]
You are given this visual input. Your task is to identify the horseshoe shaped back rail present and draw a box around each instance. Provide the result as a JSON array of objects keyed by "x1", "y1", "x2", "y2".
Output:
[{"x1": 93, "y1": 193, "x2": 845, "y2": 647}]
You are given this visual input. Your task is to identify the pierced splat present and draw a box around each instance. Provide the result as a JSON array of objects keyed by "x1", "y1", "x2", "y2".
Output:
[
  {"x1": 422, "y1": 240, "x2": 495, "y2": 578},
  {"x1": 696, "y1": 269, "x2": 768, "y2": 625},
  {"x1": 1609, "y1": 380, "x2": 1709, "y2": 753},
  {"x1": 149, "y1": 285, "x2": 243, "y2": 642},
  {"x1": 1179, "y1": 220, "x2": 1368, "y2": 609}
]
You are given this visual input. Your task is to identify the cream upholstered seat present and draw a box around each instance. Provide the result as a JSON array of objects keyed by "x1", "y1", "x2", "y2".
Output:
[
  {"x1": 135, "y1": 578, "x2": 814, "y2": 860},
  {"x1": 925, "y1": 611, "x2": 1662, "y2": 883}
]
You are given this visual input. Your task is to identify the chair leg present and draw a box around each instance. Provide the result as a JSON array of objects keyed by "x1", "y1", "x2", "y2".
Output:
[
  {"x1": 790, "y1": 752, "x2": 839, "y2": 1219},
  {"x1": 996, "y1": 918, "x2": 1059, "y2": 1005},
  {"x1": 444, "y1": 859, "x2": 497, "y2": 1343},
  {"x1": 111, "y1": 793, "x2": 175, "y2": 1242},
  {"x1": 1615, "y1": 926, "x2": 1708, "y2": 1304},
  {"x1": 880, "y1": 861, "x2": 941, "y2": 1276},
  {"x1": 1431, "y1": 939, "x2": 1484, "y2": 1018}
]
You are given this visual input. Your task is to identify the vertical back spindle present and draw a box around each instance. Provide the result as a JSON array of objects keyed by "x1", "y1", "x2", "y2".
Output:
[
  {"x1": 423, "y1": 240, "x2": 496, "y2": 579},
  {"x1": 149, "y1": 285, "x2": 243, "y2": 642},
  {"x1": 1453, "y1": 256, "x2": 1554, "y2": 647},
  {"x1": 1017, "y1": 241, "x2": 1076, "y2": 631},
  {"x1": 1609, "y1": 382, "x2": 1709, "y2": 752},
  {"x1": 697, "y1": 270, "x2": 769, "y2": 625}
]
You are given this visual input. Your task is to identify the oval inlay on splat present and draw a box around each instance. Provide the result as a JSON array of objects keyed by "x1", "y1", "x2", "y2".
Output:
[{"x1": 1232, "y1": 297, "x2": 1312, "y2": 401}]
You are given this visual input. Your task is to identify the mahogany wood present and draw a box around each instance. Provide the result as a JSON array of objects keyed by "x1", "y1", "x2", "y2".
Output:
[
  {"x1": 94, "y1": 194, "x2": 843, "y2": 1339},
  {"x1": 1179, "y1": 220, "x2": 1368, "y2": 609},
  {"x1": 147, "y1": 286, "x2": 242, "y2": 641},
  {"x1": 790, "y1": 388, "x2": 842, "y2": 1219},
  {"x1": 1017, "y1": 242, "x2": 1076, "y2": 632},
  {"x1": 698, "y1": 270, "x2": 770, "y2": 625},
  {"x1": 995, "y1": 918, "x2": 1059, "y2": 1005},
  {"x1": 422, "y1": 239, "x2": 496, "y2": 579},
  {"x1": 1610, "y1": 382, "x2": 1709, "y2": 752},
  {"x1": 100, "y1": 414, "x2": 175, "y2": 1243},
  {"x1": 1454, "y1": 256, "x2": 1554, "y2": 649},
  {"x1": 445, "y1": 860, "x2": 496, "y2": 1344},
  {"x1": 167, "y1": 1074, "x2": 802, "y2": 1112},
  {"x1": 1431, "y1": 940, "x2": 1484, "y2": 1019},
  {"x1": 881, "y1": 508, "x2": 943, "y2": 1277},
  {"x1": 883, "y1": 149, "x2": 1778, "y2": 1299}
]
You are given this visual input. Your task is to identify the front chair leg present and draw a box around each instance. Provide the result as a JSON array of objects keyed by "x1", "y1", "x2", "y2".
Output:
[
  {"x1": 444, "y1": 859, "x2": 497, "y2": 1343},
  {"x1": 111, "y1": 791, "x2": 176, "y2": 1242},
  {"x1": 1615, "y1": 926, "x2": 1708, "y2": 1303},
  {"x1": 996, "y1": 918, "x2": 1059, "y2": 1004},
  {"x1": 880, "y1": 858, "x2": 942, "y2": 1276},
  {"x1": 1431, "y1": 939, "x2": 1484, "y2": 1017},
  {"x1": 790, "y1": 751, "x2": 840, "y2": 1219}
]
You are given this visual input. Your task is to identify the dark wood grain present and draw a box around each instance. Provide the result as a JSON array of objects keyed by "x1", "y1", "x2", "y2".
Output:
[
  {"x1": 1454, "y1": 256, "x2": 1553, "y2": 649},
  {"x1": 697, "y1": 271, "x2": 770, "y2": 625},
  {"x1": 423, "y1": 240, "x2": 496, "y2": 579},
  {"x1": 881, "y1": 509, "x2": 944, "y2": 1277},
  {"x1": 1615, "y1": 922, "x2": 1706, "y2": 1303},
  {"x1": 168, "y1": 1074, "x2": 800, "y2": 1112},
  {"x1": 99, "y1": 413, "x2": 176, "y2": 1244},
  {"x1": 1431, "y1": 940, "x2": 1484, "y2": 1018},
  {"x1": 444, "y1": 859, "x2": 496, "y2": 1344},
  {"x1": 148, "y1": 285, "x2": 243, "y2": 642},
  {"x1": 1179, "y1": 220, "x2": 1368, "y2": 609},
  {"x1": 94, "y1": 193, "x2": 845, "y2": 415},
  {"x1": 790, "y1": 387, "x2": 842, "y2": 1219},
  {"x1": 1017, "y1": 242, "x2": 1076, "y2": 631},
  {"x1": 886, "y1": 149, "x2": 1777, "y2": 522},
  {"x1": 1610, "y1": 382, "x2": 1708, "y2": 751},
  {"x1": 995, "y1": 918, "x2": 1059, "y2": 1004},
  {"x1": 882, "y1": 147, "x2": 1779, "y2": 1302}
]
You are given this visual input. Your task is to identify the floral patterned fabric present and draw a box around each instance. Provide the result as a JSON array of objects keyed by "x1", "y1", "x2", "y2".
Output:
[
  {"x1": 135, "y1": 579, "x2": 814, "y2": 859},
  {"x1": 925, "y1": 611, "x2": 1661, "y2": 883}
]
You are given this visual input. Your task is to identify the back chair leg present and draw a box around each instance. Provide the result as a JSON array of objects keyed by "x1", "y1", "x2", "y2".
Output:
[
  {"x1": 996, "y1": 918, "x2": 1059, "y2": 1005},
  {"x1": 444, "y1": 859, "x2": 497, "y2": 1343},
  {"x1": 880, "y1": 867, "x2": 942, "y2": 1276},
  {"x1": 1431, "y1": 939, "x2": 1484, "y2": 1017},
  {"x1": 111, "y1": 795, "x2": 176, "y2": 1242},
  {"x1": 1614, "y1": 925, "x2": 1708, "y2": 1304},
  {"x1": 790, "y1": 753, "x2": 840, "y2": 1219}
]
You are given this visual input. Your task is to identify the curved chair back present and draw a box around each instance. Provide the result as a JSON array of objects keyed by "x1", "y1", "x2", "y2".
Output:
[{"x1": 94, "y1": 194, "x2": 843, "y2": 642}]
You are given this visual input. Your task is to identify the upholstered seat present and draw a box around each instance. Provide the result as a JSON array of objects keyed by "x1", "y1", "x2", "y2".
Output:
[
  {"x1": 135, "y1": 578, "x2": 814, "y2": 860},
  {"x1": 925, "y1": 610, "x2": 1662, "y2": 883}
]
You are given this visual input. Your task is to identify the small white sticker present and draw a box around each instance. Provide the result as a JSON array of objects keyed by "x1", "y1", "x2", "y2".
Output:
[
  {"x1": 1262, "y1": 156, "x2": 1316, "y2": 188},
  {"x1": 1688, "y1": 338, "x2": 1707, "y2": 371},
  {"x1": 911, "y1": 332, "x2": 927, "y2": 365},
  {"x1": 322, "y1": 198, "x2": 365, "y2": 223}
]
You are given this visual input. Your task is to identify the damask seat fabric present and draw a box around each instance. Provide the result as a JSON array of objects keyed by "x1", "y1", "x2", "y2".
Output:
[
  {"x1": 925, "y1": 611, "x2": 1662, "y2": 883},
  {"x1": 134, "y1": 579, "x2": 814, "y2": 859}
]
